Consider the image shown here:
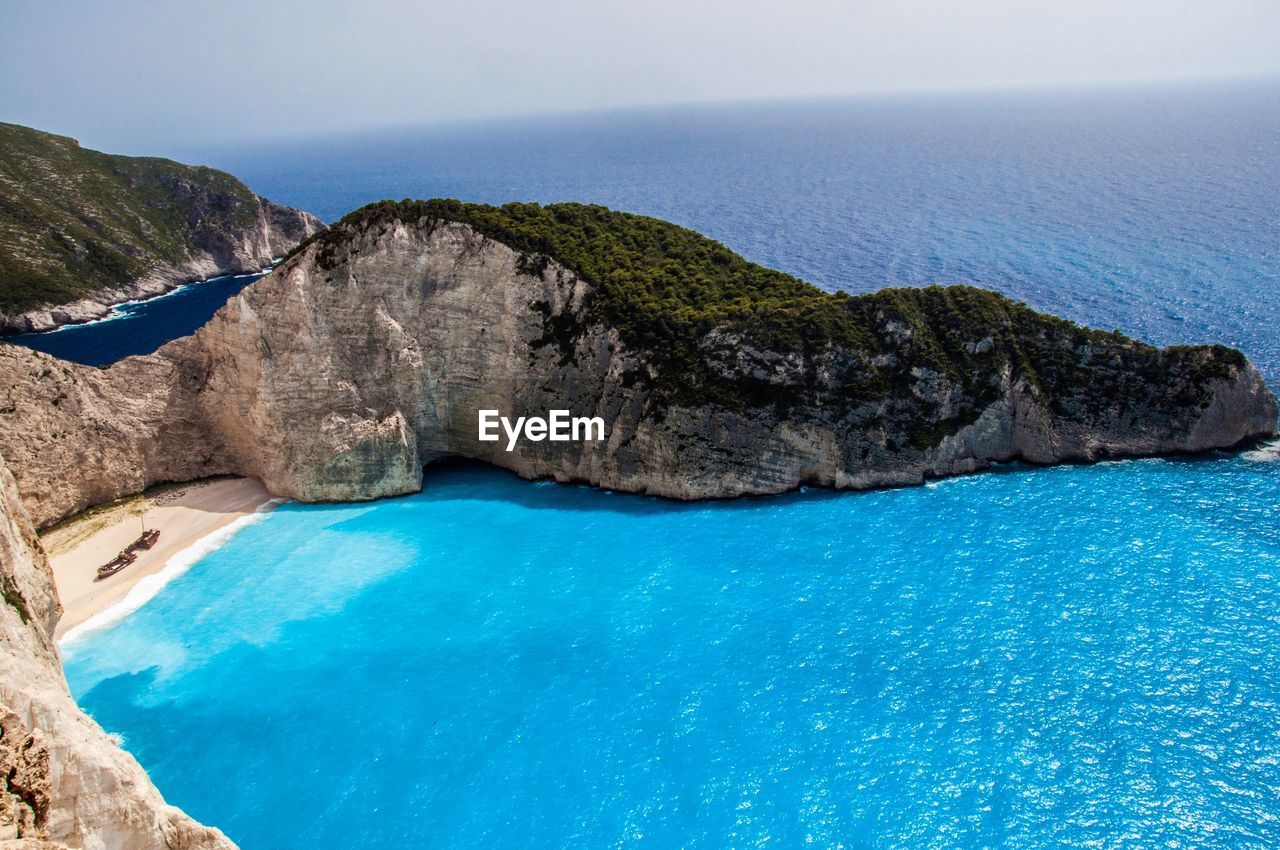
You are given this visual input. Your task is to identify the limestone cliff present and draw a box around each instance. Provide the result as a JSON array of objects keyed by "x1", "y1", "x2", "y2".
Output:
[
  {"x1": 0, "y1": 202, "x2": 1274, "y2": 528},
  {"x1": 0, "y1": 122, "x2": 323, "y2": 333},
  {"x1": 0, "y1": 455, "x2": 234, "y2": 848}
]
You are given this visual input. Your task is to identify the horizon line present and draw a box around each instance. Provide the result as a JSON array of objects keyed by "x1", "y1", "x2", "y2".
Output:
[{"x1": 8, "y1": 70, "x2": 1278, "y2": 160}]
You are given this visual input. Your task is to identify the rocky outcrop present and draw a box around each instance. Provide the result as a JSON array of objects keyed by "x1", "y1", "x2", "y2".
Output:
[
  {"x1": 0, "y1": 456, "x2": 233, "y2": 849},
  {"x1": 0, "y1": 122, "x2": 323, "y2": 333},
  {"x1": 0, "y1": 209, "x2": 1274, "y2": 527},
  {"x1": 2, "y1": 194, "x2": 322, "y2": 335},
  {"x1": 1, "y1": 195, "x2": 323, "y2": 334}
]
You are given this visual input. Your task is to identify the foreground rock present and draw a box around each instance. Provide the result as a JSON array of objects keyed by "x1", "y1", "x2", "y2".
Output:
[
  {"x1": 0, "y1": 457, "x2": 234, "y2": 848},
  {"x1": 0, "y1": 122, "x2": 323, "y2": 334},
  {"x1": 0, "y1": 202, "x2": 1274, "y2": 527}
]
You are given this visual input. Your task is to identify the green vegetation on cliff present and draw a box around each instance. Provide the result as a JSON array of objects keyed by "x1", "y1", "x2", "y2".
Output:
[
  {"x1": 305, "y1": 199, "x2": 1246, "y2": 422},
  {"x1": 0, "y1": 122, "x2": 267, "y2": 314},
  {"x1": 310, "y1": 199, "x2": 868, "y2": 354}
]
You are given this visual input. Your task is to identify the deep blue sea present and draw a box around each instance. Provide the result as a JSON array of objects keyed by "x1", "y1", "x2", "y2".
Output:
[
  {"x1": 58, "y1": 81, "x2": 1280, "y2": 848},
  {"x1": 8, "y1": 272, "x2": 263, "y2": 366}
]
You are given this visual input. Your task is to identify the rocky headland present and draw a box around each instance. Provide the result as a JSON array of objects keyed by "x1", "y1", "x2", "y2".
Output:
[
  {"x1": 0, "y1": 123, "x2": 322, "y2": 334},
  {"x1": 0, "y1": 199, "x2": 1275, "y2": 845},
  {"x1": 0, "y1": 200, "x2": 1274, "y2": 527}
]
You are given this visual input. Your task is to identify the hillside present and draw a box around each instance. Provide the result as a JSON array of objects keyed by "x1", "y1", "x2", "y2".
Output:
[{"x1": 0, "y1": 122, "x2": 321, "y2": 328}]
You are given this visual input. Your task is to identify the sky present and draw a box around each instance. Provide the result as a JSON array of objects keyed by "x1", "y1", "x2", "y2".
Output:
[{"x1": 2, "y1": 0, "x2": 1278, "y2": 153}]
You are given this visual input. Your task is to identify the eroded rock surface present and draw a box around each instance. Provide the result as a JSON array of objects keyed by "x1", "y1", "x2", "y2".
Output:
[
  {"x1": 0, "y1": 213, "x2": 1274, "y2": 527},
  {"x1": 0, "y1": 457, "x2": 233, "y2": 849}
]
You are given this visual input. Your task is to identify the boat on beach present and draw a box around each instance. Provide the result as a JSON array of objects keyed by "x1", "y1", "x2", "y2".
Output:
[
  {"x1": 95, "y1": 550, "x2": 137, "y2": 580},
  {"x1": 95, "y1": 515, "x2": 160, "y2": 580},
  {"x1": 131, "y1": 528, "x2": 160, "y2": 550}
]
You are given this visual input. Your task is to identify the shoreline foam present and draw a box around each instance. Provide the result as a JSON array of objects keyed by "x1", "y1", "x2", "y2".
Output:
[
  {"x1": 17, "y1": 267, "x2": 274, "y2": 338},
  {"x1": 43, "y1": 477, "x2": 278, "y2": 641},
  {"x1": 59, "y1": 498, "x2": 284, "y2": 645},
  {"x1": 1242, "y1": 438, "x2": 1280, "y2": 462}
]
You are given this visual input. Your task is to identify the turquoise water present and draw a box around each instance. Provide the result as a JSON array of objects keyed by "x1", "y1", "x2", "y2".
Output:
[
  {"x1": 65, "y1": 457, "x2": 1280, "y2": 848},
  {"x1": 56, "y1": 83, "x2": 1280, "y2": 847}
]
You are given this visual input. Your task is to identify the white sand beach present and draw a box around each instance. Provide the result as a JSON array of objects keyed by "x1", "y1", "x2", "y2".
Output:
[{"x1": 41, "y1": 477, "x2": 275, "y2": 640}]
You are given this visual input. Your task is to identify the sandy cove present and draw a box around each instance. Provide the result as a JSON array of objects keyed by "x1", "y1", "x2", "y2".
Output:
[{"x1": 40, "y1": 476, "x2": 276, "y2": 640}]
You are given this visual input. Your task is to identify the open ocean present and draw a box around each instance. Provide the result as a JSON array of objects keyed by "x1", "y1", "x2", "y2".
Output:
[{"x1": 57, "y1": 81, "x2": 1280, "y2": 848}]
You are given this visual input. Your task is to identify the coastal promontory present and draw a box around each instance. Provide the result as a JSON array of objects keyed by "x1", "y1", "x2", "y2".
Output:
[
  {"x1": 0, "y1": 122, "x2": 322, "y2": 333},
  {"x1": 0, "y1": 200, "x2": 1274, "y2": 527}
]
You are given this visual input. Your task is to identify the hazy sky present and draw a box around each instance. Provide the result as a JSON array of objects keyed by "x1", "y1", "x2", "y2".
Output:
[{"x1": 3, "y1": 0, "x2": 1278, "y2": 153}]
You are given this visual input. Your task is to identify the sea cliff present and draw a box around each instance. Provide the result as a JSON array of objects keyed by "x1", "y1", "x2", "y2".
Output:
[
  {"x1": 0, "y1": 201, "x2": 1274, "y2": 528},
  {"x1": 0, "y1": 454, "x2": 234, "y2": 848}
]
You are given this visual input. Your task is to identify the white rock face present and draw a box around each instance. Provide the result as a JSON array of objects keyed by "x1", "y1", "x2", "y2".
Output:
[
  {"x1": 0, "y1": 458, "x2": 234, "y2": 849},
  {"x1": 0, "y1": 216, "x2": 1274, "y2": 528}
]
